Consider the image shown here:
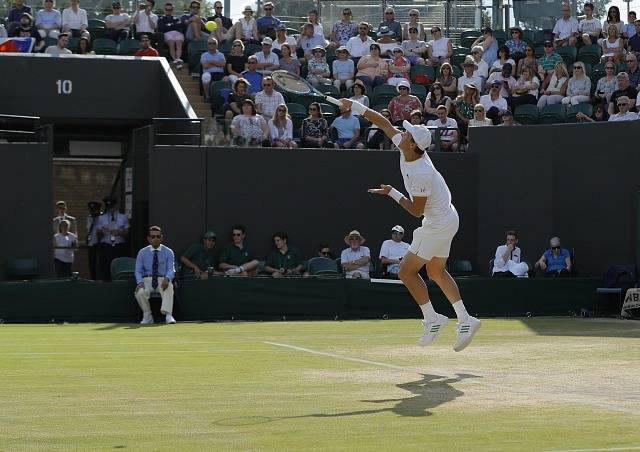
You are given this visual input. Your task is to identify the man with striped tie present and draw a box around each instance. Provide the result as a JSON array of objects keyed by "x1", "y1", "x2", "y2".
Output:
[{"x1": 134, "y1": 226, "x2": 176, "y2": 325}]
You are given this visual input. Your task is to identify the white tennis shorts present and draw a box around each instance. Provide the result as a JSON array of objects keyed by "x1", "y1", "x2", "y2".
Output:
[{"x1": 409, "y1": 209, "x2": 459, "y2": 260}]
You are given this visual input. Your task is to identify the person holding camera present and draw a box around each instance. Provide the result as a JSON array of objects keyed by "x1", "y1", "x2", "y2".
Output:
[{"x1": 131, "y1": 0, "x2": 159, "y2": 44}]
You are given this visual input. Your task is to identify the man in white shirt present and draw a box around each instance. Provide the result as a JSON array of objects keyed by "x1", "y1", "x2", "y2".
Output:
[
  {"x1": 492, "y1": 230, "x2": 529, "y2": 277},
  {"x1": 44, "y1": 31, "x2": 72, "y2": 53},
  {"x1": 552, "y1": 3, "x2": 578, "y2": 47},
  {"x1": 341, "y1": 230, "x2": 371, "y2": 279},
  {"x1": 346, "y1": 22, "x2": 374, "y2": 59},
  {"x1": 470, "y1": 45, "x2": 489, "y2": 80},
  {"x1": 609, "y1": 96, "x2": 639, "y2": 121},
  {"x1": 379, "y1": 225, "x2": 410, "y2": 278},
  {"x1": 458, "y1": 57, "x2": 483, "y2": 94},
  {"x1": 254, "y1": 37, "x2": 279, "y2": 74},
  {"x1": 426, "y1": 105, "x2": 458, "y2": 151},
  {"x1": 254, "y1": 76, "x2": 284, "y2": 120},
  {"x1": 104, "y1": 1, "x2": 130, "y2": 42},
  {"x1": 578, "y1": 2, "x2": 602, "y2": 45},
  {"x1": 480, "y1": 80, "x2": 509, "y2": 124},
  {"x1": 61, "y1": 0, "x2": 89, "y2": 39},
  {"x1": 132, "y1": 0, "x2": 158, "y2": 42}
]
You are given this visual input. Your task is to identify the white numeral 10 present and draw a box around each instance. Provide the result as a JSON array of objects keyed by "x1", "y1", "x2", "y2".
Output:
[{"x1": 56, "y1": 79, "x2": 73, "y2": 95}]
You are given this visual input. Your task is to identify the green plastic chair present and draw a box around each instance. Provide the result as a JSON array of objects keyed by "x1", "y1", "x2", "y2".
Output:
[
  {"x1": 448, "y1": 259, "x2": 476, "y2": 277},
  {"x1": 577, "y1": 44, "x2": 602, "y2": 65},
  {"x1": 556, "y1": 45, "x2": 577, "y2": 67},
  {"x1": 539, "y1": 104, "x2": 566, "y2": 124},
  {"x1": 410, "y1": 84, "x2": 427, "y2": 102},
  {"x1": 110, "y1": 257, "x2": 136, "y2": 281},
  {"x1": 5, "y1": 257, "x2": 38, "y2": 280},
  {"x1": 460, "y1": 30, "x2": 481, "y2": 49},
  {"x1": 514, "y1": 104, "x2": 539, "y2": 125},
  {"x1": 567, "y1": 103, "x2": 593, "y2": 122},
  {"x1": 307, "y1": 257, "x2": 339, "y2": 276},
  {"x1": 119, "y1": 39, "x2": 140, "y2": 55},
  {"x1": 93, "y1": 38, "x2": 118, "y2": 55}
]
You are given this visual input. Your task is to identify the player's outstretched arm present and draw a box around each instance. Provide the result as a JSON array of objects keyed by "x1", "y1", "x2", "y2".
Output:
[
  {"x1": 368, "y1": 184, "x2": 427, "y2": 218},
  {"x1": 339, "y1": 99, "x2": 400, "y2": 140}
]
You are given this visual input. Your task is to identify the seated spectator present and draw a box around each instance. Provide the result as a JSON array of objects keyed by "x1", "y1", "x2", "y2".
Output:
[
  {"x1": 104, "y1": 2, "x2": 130, "y2": 43},
  {"x1": 200, "y1": 38, "x2": 225, "y2": 101},
  {"x1": 272, "y1": 24, "x2": 296, "y2": 56},
  {"x1": 499, "y1": 110, "x2": 517, "y2": 126},
  {"x1": 264, "y1": 232, "x2": 303, "y2": 277},
  {"x1": 627, "y1": 54, "x2": 640, "y2": 90},
  {"x1": 453, "y1": 83, "x2": 479, "y2": 141},
  {"x1": 427, "y1": 26, "x2": 453, "y2": 66},
  {"x1": 471, "y1": 27, "x2": 498, "y2": 67},
  {"x1": 510, "y1": 66, "x2": 540, "y2": 111},
  {"x1": 552, "y1": 3, "x2": 578, "y2": 47},
  {"x1": 132, "y1": 0, "x2": 158, "y2": 43},
  {"x1": 470, "y1": 46, "x2": 489, "y2": 80},
  {"x1": 331, "y1": 103, "x2": 364, "y2": 149},
  {"x1": 608, "y1": 72, "x2": 638, "y2": 115},
  {"x1": 219, "y1": 225, "x2": 260, "y2": 276},
  {"x1": 537, "y1": 41, "x2": 563, "y2": 83},
  {"x1": 490, "y1": 45, "x2": 515, "y2": 74},
  {"x1": 181, "y1": 0, "x2": 208, "y2": 43},
  {"x1": 61, "y1": 0, "x2": 89, "y2": 40},
  {"x1": 505, "y1": 26, "x2": 526, "y2": 60},
  {"x1": 516, "y1": 44, "x2": 538, "y2": 77},
  {"x1": 332, "y1": 46, "x2": 355, "y2": 92},
  {"x1": 134, "y1": 226, "x2": 176, "y2": 324},
  {"x1": 255, "y1": 37, "x2": 279, "y2": 75},
  {"x1": 9, "y1": 13, "x2": 44, "y2": 51},
  {"x1": 241, "y1": 56, "x2": 264, "y2": 95},
  {"x1": 231, "y1": 5, "x2": 258, "y2": 44},
  {"x1": 7, "y1": 0, "x2": 32, "y2": 33},
  {"x1": 603, "y1": 6, "x2": 624, "y2": 39},
  {"x1": 346, "y1": 22, "x2": 374, "y2": 60},
  {"x1": 537, "y1": 61, "x2": 569, "y2": 108},
  {"x1": 376, "y1": 26, "x2": 397, "y2": 57},
  {"x1": 207, "y1": 1, "x2": 231, "y2": 32},
  {"x1": 366, "y1": 108, "x2": 392, "y2": 149},
  {"x1": 600, "y1": 24, "x2": 625, "y2": 63},
  {"x1": 180, "y1": 230, "x2": 218, "y2": 278},
  {"x1": 307, "y1": 45, "x2": 332, "y2": 86},
  {"x1": 53, "y1": 219, "x2": 77, "y2": 278},
  {"x1": 226, "y1": 39, "x2": 248, "y2": 84},
  {"x1": 424, "y1": 82, "x2": 452, "y2": 121},
  {"x1": 492, "y1": 230, "x2": 529, "y2": 277},
  {"x1": 35, "y1": 0, "x2": 61, "y2": 39},
  {"x1": 562, "y1": 61, "x2": 591, "y2": 106},
  {"x1": 378, "y1": 7, "x2": 401, "y2": 42},
  {"x1": 468, "y1": 104, "x2": 492, "y2": 133},
  {"x1": 134, "y1": 34, "x2": 159, "y2": 56},
  {"x1": 306, "y1": 8, "x2": 324, "y2": 38},
  {"x1": 268, "y1": 104, "x2": 297, "y2": 148},
  {"x1": 379, "y1": 225, "x2": 409, "y2": 278},
  {"x1": 593, "y1": 62, "x2": 618, "y2": 106},
  {"x1": 349, "y1": 79, "x2": 370, "y2": 109},
  {"x1": 341, "y1": 230, "x2": 371, "y2": 279},
  {"x1": 457, "y1": 57, "x2": 483, "y2": 95},
  {"x1": 256, "y1": 1, "x2": 281, "y2": 40},
  {"x1": 356, "y1": 43, "x2": 387, "y2": 90},
  {"x1": 410, "y1": 109, "x2": 423, "y2": 125},
  {"x1": 278, "y1": 43, "x2": 300, "y2": 76},
  {"x1": 388, "y1": 79, "x2": 421, "y2": 125},
  {"x1": 158, "y1": 2, "x2": 184, "y2": 68},
  {"x1": 402, "y1": 8, "x2": 426, "y2": 41},
  {"x1": 608, "y1": 96, "x2": 639, "y2": 121},
  {"x1": 230, "y1": 99, "x2": 269, "y2": 147},
  {"x1": 427, "y1": 105, "x2": 459, "y2": 151},
  {"x1": 578, "y1": 2, "x2": 602, "y2": 45},
  {"x1": 329, "y1": 7, "x2": 357, "y2": 48},
  {"x1": 401, "y1": 26, "x2": 427, "y2": 65},
  {"x1": 386, "y1": 47, "x2": 411, "y2": 86},
  {"x1": 575, "y1": 103, "x2": 609, "y2": 122},
  {"x1": 224, "y1": 77, "x2": 252, "y2": 131},
  {"x1": 297, "y1": 22, "x2": 325, "y2": 63},
  {"x1": 486, "y1": 63, "x2": 516, "y2": 98},
  {"x1": 254, "y1": 75, "x2": 284, "y2": 120},
  {"x1": 437, "y1": 62, "x2": 458, "y2": 98},
  {"x1": 535, "y1": 236, "x2": 572, "y2": 277},
  {"x1": 76, "y1": 36, "x2": 92, "y2": 54},
  {"x1": 480, "y1": 81, "x2": 509, "y2": 125},
  {"x1": 44, "y1": 31, "x2": 72, "y2": 54},
  {"x1": 301, "y1": 101, "x2": 329, "y2": 148},
  {"x1": 625, "y1": 11, "x2": 637, "y2": 39},
  {"x1": 628, "y1": 20, "x2": 640, "y2": 53}
]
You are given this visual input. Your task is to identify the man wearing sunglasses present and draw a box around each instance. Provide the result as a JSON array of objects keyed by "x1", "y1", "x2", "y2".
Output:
[
  {"x1": 608, "y1": 96, "x2": 639, "y2": 121},
  {"x1": 104, "y1": 1, "x2": 130, "y2": 42},
  {"x1": 535, "y1": 237, "x2": 571, "y2": 277},
  {"x1": 378, "y1": 7, "x2": 401, "y2": 42},
  {"x1": 135, "y1": 226, "x2": 177, "y2": 325},
  {"x1": 180, "y1": 0, "x2": 207, "y2": 42},
  {"x1": 219, "y1": 225, "x2": 260, "y2": 276},
  {"x1": 206, "y1": 0, "x2": 231, "y2": 31},
  {"x1": 346, "y1": 21, "x2": 374, "y2": 59},
  {"x1": 158, "y1": 2, "x2": 184, "y2": 67},
  {"x1": 256, "y1": 1, "x2": 281, "y2": 40}
]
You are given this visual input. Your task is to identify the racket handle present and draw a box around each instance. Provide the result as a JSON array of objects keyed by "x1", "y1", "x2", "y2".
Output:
[{"x1": 325, "y1": 96, "x2": 343, "y2": 107}]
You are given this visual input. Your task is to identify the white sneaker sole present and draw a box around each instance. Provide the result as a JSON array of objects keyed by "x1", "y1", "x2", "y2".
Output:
[
  {"x1": 417, "y1": 315, "x2": 449, "y2": 347},
  {"x1": 453, "y1": 319, "x2": 481, "y2": 352}
]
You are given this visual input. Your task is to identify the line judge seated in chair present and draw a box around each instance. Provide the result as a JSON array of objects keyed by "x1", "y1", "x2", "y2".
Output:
[
  {"x1": 134, "y1": 226, "x2": 176, "y2": 325},
  {"x1": 492, "y1": 229, "x2": 529, "y2": 277}
]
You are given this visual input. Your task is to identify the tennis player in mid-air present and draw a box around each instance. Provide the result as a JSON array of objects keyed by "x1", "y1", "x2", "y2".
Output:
[{"x1": 340, "y1": 98, "x2": 480, "y2": 351}]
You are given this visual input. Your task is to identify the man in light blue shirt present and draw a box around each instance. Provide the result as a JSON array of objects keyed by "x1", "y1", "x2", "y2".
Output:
[
  {"x1": 331, "y1": 104, "x2": 364, "y2": 149},
  {"x1": 36, "y1": 0, "x2": 61, "y2": 38},
  {"x1": 135, "y1": 226, "x2": 176, "y2": 324}
]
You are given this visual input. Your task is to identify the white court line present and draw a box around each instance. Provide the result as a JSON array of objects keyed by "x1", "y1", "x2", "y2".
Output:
[
  {"x1": 548, "y1": 447, "x2": 640, "y2": 452},
  {"x1": 2, "y1": 349, "x2": 270, "y2": 356}
]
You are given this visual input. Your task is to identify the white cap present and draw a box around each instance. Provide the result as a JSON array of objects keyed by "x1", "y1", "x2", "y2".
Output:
[
  {"x1": 402, "y1": 120, "x2": 432, "y2": 151},
  {"x1": 391, "y1": 225, "x2": 404, "y2": 234},
  {"x1": 261, "y1": 37, "x2": 273, "y2": 45}
]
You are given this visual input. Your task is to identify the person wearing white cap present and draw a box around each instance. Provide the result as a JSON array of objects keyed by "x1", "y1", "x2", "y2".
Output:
[
  {"x1": 388, "y1": 79, "x2": 421, "y2": 124},
  {"x1": 339, "y1": 96, "x2": 480, "y2": 352},
  {"x1": 379, "y1": 225, "x2": 410, "y2": 278},
  {"x1": 254, "y1": 36, "x2": 279, "y2": 74}
]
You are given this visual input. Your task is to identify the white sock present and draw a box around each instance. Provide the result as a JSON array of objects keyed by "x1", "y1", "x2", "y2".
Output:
[
  {"x1": 452, "y1": 300, "x2": 469, "y2": 323},
  {"x1": 419, "y1": 302, "x2": 438, "y2": 322}
]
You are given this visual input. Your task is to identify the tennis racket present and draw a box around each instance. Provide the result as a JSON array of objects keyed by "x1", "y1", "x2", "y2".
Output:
[{"x1": 270, "y1": 70, "x2": 344, "y2": 107}]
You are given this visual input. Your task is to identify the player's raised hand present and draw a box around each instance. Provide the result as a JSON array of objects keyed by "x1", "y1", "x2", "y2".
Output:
[{"x1": 368, "y1": 184, "x2": 393, "y2": 195}]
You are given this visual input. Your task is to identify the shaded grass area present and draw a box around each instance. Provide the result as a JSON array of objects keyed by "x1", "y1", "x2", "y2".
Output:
[{"x1": 0, "y1": 318, "x2": 639, "y2": 451}]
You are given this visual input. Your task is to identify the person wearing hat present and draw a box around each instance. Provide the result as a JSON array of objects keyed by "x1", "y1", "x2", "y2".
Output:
[
  {"x1": 96, "y1": 195, "x2": 130, "y2": 281},
  {"x1": 272, "y1": 23, "x2": 296, "y2": 56},
  {"x1": 329, "y1": 7, "x2": 357, "y2": 48},
  {"x1": 340, "y1": 95, "x2": 480, "y2": 351},
  {"x1": 332, "y1": 46, "x2": 355, "y2": 92},
  {"x1": 378, "y1": 6, "x2": 401, "y2": 42},
  {"x1": 480, "y1": 79, "x2": 509, "y2": 125},
  {"x1": 470, "y1": 45, "x2": 488, "y2": 80},
  {"x1": 104, "y1": 1, "x2": 130, "y2": 42},
  {"x1": 135, "y1": 226, "x2": 177, "y2": 324},
  {"x1": 505, "y1": 26, "x2": 526, "y2": 59},
  {"x1": 230, "y1": 5, "x2": 259, "y2": 44},
  {"x1": 297, "y1": 22, "x2": 325, "y2": 62},
  {"x1": 457, "y1": 57, "x2": 482, "y2": 94},
  {"x1": 255, "y1": 36, "x2": 279, "y2": 74},
  {"x1": 537, "y1": 41, "x2": 563, "y2": 82},
  {"x1": 401, "y1": 26, "x2": 427, "y2": 65},
  {"x1": 9, "y1": 13, "x2": 44, "y2": 50},
  {"x1": 379, "y1": 225, "x2": 410, "y2": 278},
  {"x1": 376, "y1": 25, "x2": 399, "y2": 57},
  {"x1": 388, "y1": 79, "x2": 421, "y2": 124},
  {"x1": 340, "y1": 230, "x2": 371, "y2": 279},
  {"x1": 471, "y1": 26, "x2": 498, "y2": 66},
  {"x1": 387, "y1": 47, "x2": 411, "y2": 86},
  {"x1": 535, "y1": 237, "x2": 572, "y2": 277},
  {"x1": 307, "y1": 45, "x2": 332, "y2": 86},
  {"x1": 86, "y1": 201, "x2": 102, "y2": 280},
  {"x1": 256, "y1": 1, "x2": 281, "y2": 40},
  {"x1": 608, "y1": 96, "x2": 639, "y2": 121},
  {"x1": 53, "y1": 200, "x2": 77, "y2": 236},
  {"x1": 180, "y1": 230, "x2": 219, "y2": 278},
  {"x1": 426, "y1": 104, "x2": 459, "y2": 151},
  {"x1": 264, "y1": 231, "x2": 304, "y2": 277}
]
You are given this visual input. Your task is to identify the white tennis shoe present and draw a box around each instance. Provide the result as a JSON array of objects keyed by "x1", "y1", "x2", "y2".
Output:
[
  {"x1": 418, "y1": 314, "x2": 449, "y2": 346},
  {"x1": 140, "y1": 313, "x2": 154, "y2": 325},
  {"x1": 165, "y1": 314, "x2": 177, "y2": 324},
  {"x1": 453, "y1": 316, "x2": 481, "y2": 352}
]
